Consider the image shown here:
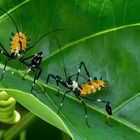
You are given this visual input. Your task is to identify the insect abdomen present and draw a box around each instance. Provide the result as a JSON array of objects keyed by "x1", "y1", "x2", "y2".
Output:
[
  {"x1": 80, "y1": 80, "x2": 106, "y2": 96},
  {"x1": 10, "y1": 32, "x2": 29, "y2": 53}
]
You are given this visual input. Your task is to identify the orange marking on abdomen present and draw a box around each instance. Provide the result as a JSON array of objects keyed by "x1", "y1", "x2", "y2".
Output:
[
  {"x1": 80, "y1": 80, "x2": 106, "y2": 96},
  {"x1": 10, "y1": 32, "x2": 27, "y2": 53}
]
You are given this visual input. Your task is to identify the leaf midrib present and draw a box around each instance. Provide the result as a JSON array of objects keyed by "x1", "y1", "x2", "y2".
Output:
[
  {"x1": 43, "y1": 22, "x2": 140, "y2": 62},
  {"x1": 0, "y1": 1, "x2": 140, "y2": 135},
  {"x1": 0, "y1": 0, "x2": 30, "y2": 22},
  {"x1": 0, "y1": 65, "x2": 140, "y2": 134}
]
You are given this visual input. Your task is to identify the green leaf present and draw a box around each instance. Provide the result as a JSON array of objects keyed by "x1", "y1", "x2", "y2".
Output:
[
  {"x1": 0, "y1": 0, "x2": 140, "y2": 140},
  {"x1": 0, "y1": 88, "x2": 72, "y2": 138}
]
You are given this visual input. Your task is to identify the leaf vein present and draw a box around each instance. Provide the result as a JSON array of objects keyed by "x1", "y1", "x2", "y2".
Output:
[
  {"x1": 113, "y1": 92, "x2": 140, "y2": 113},
  {"x1": 43, "y1": 22, "x2": 140, "y2": 62},
  {"x1": 0, "y1": 0, "x2": 30, "y2": 22}
]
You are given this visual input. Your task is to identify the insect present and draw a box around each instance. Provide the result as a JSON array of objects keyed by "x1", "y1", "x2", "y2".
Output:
[
  {"x1": 44, "y1": 37, "x2": 112, "y2": 127},
  {"x1": 0, "y1": 7, "x2": 63, "y2": 93}
]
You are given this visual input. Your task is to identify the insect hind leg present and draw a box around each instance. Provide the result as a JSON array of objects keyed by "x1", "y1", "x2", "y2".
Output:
[
  {"x1": 75, "y1": 94, "x2": 91, "y2": 128},
  {"x1": 81, "y1": 96, "x2": 112, "y2": 126},
  {"x1": 81, "y1": 96, "x2": 112, "y2": 115}
]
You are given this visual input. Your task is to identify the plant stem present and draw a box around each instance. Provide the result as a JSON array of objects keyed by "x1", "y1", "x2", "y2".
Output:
[{"x1": 20, "y1": 130, "x2": 26, "y2": 140}]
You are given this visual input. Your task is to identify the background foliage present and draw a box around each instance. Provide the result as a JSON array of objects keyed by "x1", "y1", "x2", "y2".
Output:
[{"x1": 0, "y1": 0, "x2": 140, "y2": 140}]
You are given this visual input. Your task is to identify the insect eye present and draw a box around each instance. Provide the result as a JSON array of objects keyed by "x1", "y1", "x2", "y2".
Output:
[
  {"x1": 94, "y1": 77, "x2": 97, "y2": 80},
  {"x1": 19, "y1": 50, "x2": 24, "y2": 54},
  {"x1": 67, "y1": 80, "x2": 72, "y2": 85}
]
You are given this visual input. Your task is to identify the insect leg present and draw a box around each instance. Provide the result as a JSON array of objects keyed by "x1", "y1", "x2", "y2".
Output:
[
  {"x1": 81, "y1": 96, "x2": 112, "y2": 115},
  {"x1": 19, "y1": 60, "x2": 33, "y2": 79},
  {"x1": 31, "y1": 67, "x2": 42, "y2": 94},
  {"x1": 21, "y1": 54, "x2": 37, "y2": 61},
  {"x1": 76, "y1": 61, "x2": 92, "y2": 82},
  {"x1": 44, "y1": 74, "x2": 66, "y2": 95},
  {"x1": 57, "y1": 90, "x2": 70, "y2": 114},
  {"x1": 0, "y1": 43, "x2": 9, "y2": 56},
  {"x1": 75, "y1": 94, "x2": 91, "y2": 128},
  {"x1": 81, "y1": 97, "x2": 112, "y2": 126},
  {"x1": 20, "y1": 52, "x2": 43, "y2": 80},
  {"x1": 55, "y1": 75, "x2": 62, "y2": 96},
  {"x1": 19, "y1": 59, "x2": 40, "y2": 94}
]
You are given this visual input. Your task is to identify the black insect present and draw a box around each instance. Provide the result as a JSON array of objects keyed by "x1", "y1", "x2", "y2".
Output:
[
  {"x1": 43, "y1": 37, "x2": 112, "y2": 127},
  {"x1": 0, "y1": 7, "x2": 63, "y2": 93}
]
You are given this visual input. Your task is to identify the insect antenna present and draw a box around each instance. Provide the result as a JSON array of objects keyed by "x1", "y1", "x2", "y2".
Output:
[
  {"x1": 54, "y1": 36, "x2": 68, "y2": 79},
  {"x1": 54, "y1": 36, "x2": 88, "y2": 82},
  {"x1": 0, "y1": 6, "x2": 24, "y2": 50},
  {"x1": 0, "y1": 6, "x2": 19, "y2": 33},
  {"x1": 26, "y1": 29, "x2": 66, "y2": 52}
]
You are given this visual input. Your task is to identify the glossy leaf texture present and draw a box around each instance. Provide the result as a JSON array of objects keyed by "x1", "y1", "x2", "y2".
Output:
[{"x1": 0, "y1": 0, "x2": 140, "y2": 140}]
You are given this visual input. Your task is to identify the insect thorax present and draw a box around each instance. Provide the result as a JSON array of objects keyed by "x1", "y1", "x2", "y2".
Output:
[
  {"x1": 66, "y1": 80, "x2": 81, "y2": 95},
  {"x1": 80, "y1": 80, "x2": 106, "y2": 96},
  {"x1": 10, "y1": 32, "x2": 30, "y2": 58}
]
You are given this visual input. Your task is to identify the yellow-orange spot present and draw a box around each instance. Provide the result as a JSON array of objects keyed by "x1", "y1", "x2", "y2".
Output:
[
  {"x1": 81, "y1": 83, "x2": 92, "y2": 96},
  {"x1": 10, "y1": 32, "x2": 27, "y2": 53},
  {"x1": 80, "y1": 80, "x2": 106, "y2": 96}
]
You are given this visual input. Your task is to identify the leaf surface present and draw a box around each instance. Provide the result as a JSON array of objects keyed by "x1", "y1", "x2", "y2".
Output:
[{"x1": 0, "y1": 0, "x2": 140, "y2": 140}]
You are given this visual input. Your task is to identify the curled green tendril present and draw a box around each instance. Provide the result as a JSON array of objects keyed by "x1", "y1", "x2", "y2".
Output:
[{"x1": 0, "y1": 91, "x2": 20, "y2": 124}]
